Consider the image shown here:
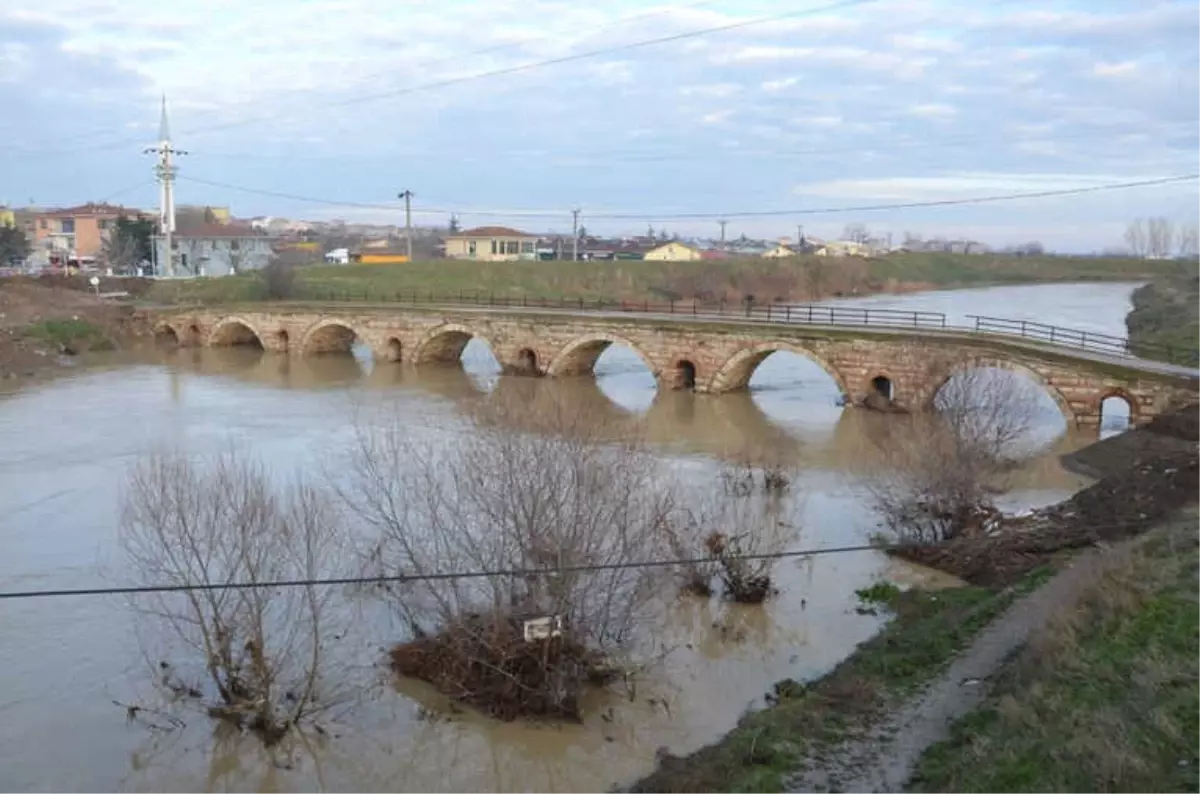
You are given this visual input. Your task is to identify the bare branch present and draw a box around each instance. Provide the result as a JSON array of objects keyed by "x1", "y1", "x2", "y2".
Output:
[{"x1": 120, "y1": 449, "x2": 347, "y2": 744}]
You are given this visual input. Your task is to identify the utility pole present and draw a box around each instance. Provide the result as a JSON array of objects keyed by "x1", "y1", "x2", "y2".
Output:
[
  {"x1": 571, "y1": 207, "x2": 581, "y2": 262},
  {"x1": 143, "y1": 95, "x2": 185, "y2": 277},
  {"x1": 718, "y1": 219, "x2": 728, "y2": 248},
  {"x1": 796, "y1": 224, "x2": 804, "y2": 248},
  {"x1": 398, "y1": 190, "x2": 414, "y2": 260}
]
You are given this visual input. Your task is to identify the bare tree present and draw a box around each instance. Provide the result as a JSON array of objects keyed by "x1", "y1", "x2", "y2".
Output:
[
  {"x1": 1176, "y1": 222, "x2": 1199, "y2": 259},
  {"x1": 1147, "y1": 217, "x2": 1174, "y2": 259},
  {"x1": 862, "y1": 368, "x2": 1040, "y2": 544},
  {"x1": 662, "y1": 454, "x2": 798, "y2": 603},
  {"x1": 120, "y1": 450, "x2": 345, "y2": 745},
  {"x1": 842, "y1": 222, "x2": 870, "y2": 244},
  {"x1": 1124, "y1": 219, "x2": 1148, "y2": 258},
  {"x1": 342, "y1": 398, "x2": 671, "y2": 719}
]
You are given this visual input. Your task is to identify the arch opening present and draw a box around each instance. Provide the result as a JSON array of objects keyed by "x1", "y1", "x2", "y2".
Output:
[
  {"x1": 931, "y1": 365, "x2": 1068, "y2": 456},
  {"x1": 154, "y1": 325, "x2": 180, "y2": 347},
  {"x1": 515, "y1": 347, "x2": 540, "y2": 376},
  {"x1": 186, "y1": 324, "x2": 201, "y2": 345},
  {"x1": 870, "y1": 375, "x2": 893, "y2": 401},
  {"x1": 673, "y1": 359, "x2": 697, "y2": 391},
  {"x1": 730, "y1": 349, "x2": 847, "y2": 431},
  {"x1": 302, "y1": 322, "x2": 357, "y2": 356},
  {"x1": 210, "y1": 320, "x2": 264, "y2": 349},
  {"x1": 1099, "y1": 393, "x2": 1134, "y2": 439},
  {"x1": 416, "y1": 327, "x2": 501, "y2": 387},
  {"x1": 386, "y1": 337, "x2": 403, "y2": 363}
]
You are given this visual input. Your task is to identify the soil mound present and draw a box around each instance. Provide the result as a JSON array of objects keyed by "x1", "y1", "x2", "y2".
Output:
[
  {"x1": 893, "y1": 404, "x2": 1199, "y2": 586},
  {"x1": 390, "y1": 614, "x2": 612, "y2": 721}
]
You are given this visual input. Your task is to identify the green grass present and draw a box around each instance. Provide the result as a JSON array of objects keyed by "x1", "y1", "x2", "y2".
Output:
[
  {"x1": 1126, "y1": 275, "x2": 1199, "y2": 365},
  {"x1": 21, "y1": 318, "x2": 114, "y2": 351},
  {"x1": 144, "y1": 254, "x2": 1187, "y2": 308},
  {"x1": 909, "y1": 515, "x2": 1199, "y2": 793},
  {"x1": 630, "y1": 567, "x2": 1055, "y2": 793}
]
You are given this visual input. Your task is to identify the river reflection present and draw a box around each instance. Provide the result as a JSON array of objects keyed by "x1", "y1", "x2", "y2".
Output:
[{"x1": 0, "y1": 310, "x2": 1103, "y2": 791}]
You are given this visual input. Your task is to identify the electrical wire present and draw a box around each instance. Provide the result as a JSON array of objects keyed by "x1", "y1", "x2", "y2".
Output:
[
  {"x1": 0, "y1": 515, "x2": 1178, "y2": 602},
  {"x1": 0, "y1": 542, "x2": 884, "y2": 601},
  {"x1": 175, "y1": 173, "x2": 1200, "y2": 221},
  {"x1": 13, "y1": 0, "x2": 727, "y2": 153},
  {"x1": 7, "y1": 0, "x2": 880, "y2": 158}
]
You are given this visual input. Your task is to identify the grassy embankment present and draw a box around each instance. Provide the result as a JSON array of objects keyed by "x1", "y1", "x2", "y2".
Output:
[
  {"x1": 144, "y1": 253, "x2": 1188, "y2": 307},
  {"x1": 21, "y1": 318, "x2": 114, "y2": 351},
  {"x1": 630, "y1": 567, "x2": 1055, "y2": 792},
  {"x1": 1126, "y1": 272, "x2": 1199, "y2": 365},
  {"x1": 910, "y1": 512, "x2": 1199, "y2": 793}
]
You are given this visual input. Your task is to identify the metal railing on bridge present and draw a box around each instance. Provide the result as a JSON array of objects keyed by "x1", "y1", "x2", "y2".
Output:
[
  {"x1": 290, "y1": 288, "x2": 1197, "y2": 369},
  {"x1": 967, "y1": 315, "x2": 1199, "y2": 368}
]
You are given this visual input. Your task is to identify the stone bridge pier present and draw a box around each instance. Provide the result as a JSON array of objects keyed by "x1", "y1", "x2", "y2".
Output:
[{"x1": 152, "y1": 307, "x2": 1197, "y2": 428}]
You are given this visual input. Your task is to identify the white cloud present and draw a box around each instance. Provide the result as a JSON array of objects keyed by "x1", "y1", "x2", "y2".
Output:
[
  {"x1": 797, "y1": 171, "x2": 1170, "y2": 201},
  {"x1": 1, "y1": 0, "x2": 1196, "y2": 251},
  {"x1": 680, "y1": 83, "x2": 740, "y2": 97},
  {"x1": 760, "y1": 76, "x2": 799, "y2": 91},
  {"x1": 908, "y1": 102, "x2": 957, "y2": 119},
  {"x1": 1092, "y1": 60, "x2": 1138, "y2": 77}
]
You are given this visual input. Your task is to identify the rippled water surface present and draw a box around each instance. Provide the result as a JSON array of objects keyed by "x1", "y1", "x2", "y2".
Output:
[{"x1": 0, "y1": 283, "x2": 1139, "y2": 791}]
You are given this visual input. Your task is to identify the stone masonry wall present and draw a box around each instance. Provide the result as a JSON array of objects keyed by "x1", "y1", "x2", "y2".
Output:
[{"x1": 154, "y1": 308, "x2": 1196, "y2": 427}]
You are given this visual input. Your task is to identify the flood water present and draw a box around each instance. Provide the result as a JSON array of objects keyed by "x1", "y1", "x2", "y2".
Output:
[{"x1": 0, "y1": 282, "x2": 1139, "y2": 791}]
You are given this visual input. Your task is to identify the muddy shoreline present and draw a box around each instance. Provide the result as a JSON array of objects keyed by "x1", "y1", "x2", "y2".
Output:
[{"x1": 629, "y1": 403, "x2": 1198, "y2": 792}]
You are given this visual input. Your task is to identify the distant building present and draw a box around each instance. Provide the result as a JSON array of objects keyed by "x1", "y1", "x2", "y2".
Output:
[
  {"x1": 644, "y1": 241, "x2": 701, "y2": 261},
  {"x1": 32, "y1": 202, "x2": 147, "y2": 260},
  {"x1": 814, "y1": 240, "x2": 871, "y2": 258},
  {"x1": 351, "y1": 248, "x2": 411, "y2": 264},
  {"x1": 762, "y1": 243, "x2": 797, "y2": 258},
  {"x1": 325, "y1": 247, "x2": 351, "y2": 264},
  {"x1": 444, "y1": 226, "x2": 538, "y2": 261},
  {"x1": 153, "y1": 223, "x2": 274, "y2": 277}
]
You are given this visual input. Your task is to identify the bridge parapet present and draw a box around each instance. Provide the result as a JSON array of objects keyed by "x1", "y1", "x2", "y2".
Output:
[{"x1": 152, "y1": 305, "x2": 1197, "y2": 428}]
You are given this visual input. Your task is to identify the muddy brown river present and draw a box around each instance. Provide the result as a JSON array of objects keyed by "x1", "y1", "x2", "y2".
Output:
[{"x1": 0, "y1": 283, "x2": 1140, "y2": 791}]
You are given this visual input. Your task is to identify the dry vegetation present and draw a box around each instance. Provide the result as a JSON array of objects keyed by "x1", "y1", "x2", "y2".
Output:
[
  {"x1": 342, "y1": 400, "x2": 671, "y2": 720},
  {"x1": 862, "y1": 368, "x2": 1040, "y2": 545},
  {"x1": 140, "y1": 252, "x2": 1189, "y2": 307},
  {"x1": 120, "y1": 450, "x2": 345, "y2": 744},
  {"x1": 664, "y1": 454, "x2": 797, "y2": 603}
]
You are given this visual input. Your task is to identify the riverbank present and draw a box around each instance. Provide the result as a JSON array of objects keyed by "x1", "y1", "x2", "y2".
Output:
[
  {"x1": 909, "y1": 509, "x2": 1198, "y2": 793},
  {"x1": 630, "y1": 405, "x2": 1198, "y2": 792},
  {"x1": 630, "y1": 567, "x2": 1055, "y2": 792},
  {"x1": 1126, "y1": 272, "x2": 1199, "y2": 365},
  {"x1": 141, "y1": 253, "x2": 1187, "y2": 307},
  {"x1": 0, "y1": 280, "x2": 149, "y2": 378}
]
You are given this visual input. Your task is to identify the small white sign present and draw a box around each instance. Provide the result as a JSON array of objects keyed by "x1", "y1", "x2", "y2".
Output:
[
  {"x1": 523, "y1": 615, "x2": 563, "y2": 642},
  {"x1": 89, "y1": 276, "x2": 100, "y2": 287}
]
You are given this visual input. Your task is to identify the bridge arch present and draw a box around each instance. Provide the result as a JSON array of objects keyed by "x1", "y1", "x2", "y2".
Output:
[
  {"x1": 153, "y1": 323, "x2": 181, "y2": 346},
  {"x1": 1096, "y1": 388, "x2": 1139, "y2": 428},
  {"x1": 546, "y1": 333, "x2": 659, "y2": 379},
  {"x1": 708, "y1": 342, "x2": 849, "y2": 397},
  {"x1": 414, "y1": 323, "x2": 502, "y2": 365},
  {"x1": 208, "y1": 316, "x2": 266, "y2": 349},
  {"x1": 298, "y1": 318, "x2": 366, "y2": 356},
  {"x1": 921, "y1": 357, "x2": 1075, "y2": 423}
]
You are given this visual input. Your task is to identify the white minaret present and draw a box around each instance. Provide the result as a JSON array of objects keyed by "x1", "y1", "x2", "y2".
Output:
[{"x1": 144, "y1": 95, "x2": 186, "y2": 277}]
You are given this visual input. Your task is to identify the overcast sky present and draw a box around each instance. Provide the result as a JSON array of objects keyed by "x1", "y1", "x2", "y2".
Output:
[{"x1": 2, "y1": 0, "x2": 1197, "y2": 250}]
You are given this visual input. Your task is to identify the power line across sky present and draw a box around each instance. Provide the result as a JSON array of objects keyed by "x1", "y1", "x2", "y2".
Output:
[
  {"x1": 8, "y1": 0, "x2": 882, "y2": 159},
  {"x1": 174, "y1": 173, "x2": 1200, "y2": 222}
]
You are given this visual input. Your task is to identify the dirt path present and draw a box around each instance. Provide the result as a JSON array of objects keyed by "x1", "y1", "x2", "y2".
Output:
[{"x1": 786, "y1": 534, "x2": 1157, "y2": 793}]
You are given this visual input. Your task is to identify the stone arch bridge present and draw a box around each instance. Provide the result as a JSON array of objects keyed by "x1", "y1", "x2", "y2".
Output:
[{"x1": 153, "y1": 306, "x2": 1197, "y2": 427}]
